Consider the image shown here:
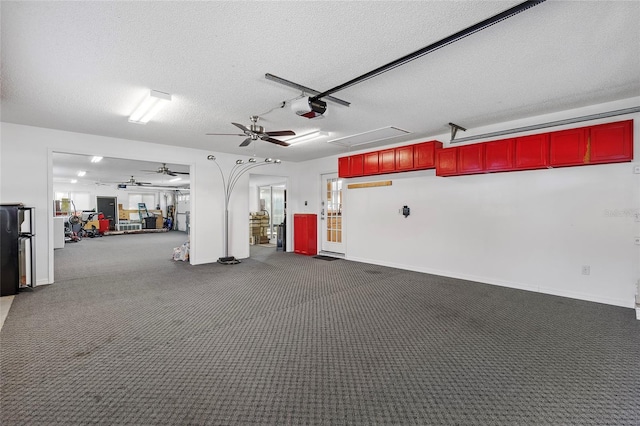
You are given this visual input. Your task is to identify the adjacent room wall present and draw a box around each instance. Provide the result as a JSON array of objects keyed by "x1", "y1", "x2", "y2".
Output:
[
  {"x1": 0, "y1": 123, "x2": 297, "y2": 285},
  {"x1": 291, "y1": 98, "x2": 640, "y2": 308}
]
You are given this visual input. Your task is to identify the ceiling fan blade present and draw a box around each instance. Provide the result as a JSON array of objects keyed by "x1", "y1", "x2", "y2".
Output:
[
  {"x1": 140, "y1": 169, "x2": 160, "y2": 173},
  {"x1": 262, "y1": 136, "x2": 290, "y2": 147},
  {"x1": 167, "y1": 171, "x2": 177, "y2": 177},
  {"x1": 239, "y1": 137, "x2": 253, "y2": 147},
  {"x1": 265, "y1": 130, "x2": 295, "y2": 137},
  {"x1": 172, "y1": 171, "x2": 190, "y2": 175},
  {"x1": 206, "y1": 133, "x2": 245, "y2": 136},
  {"x1": 232, "y1": 122, "x2": 251, "y2": 133}
]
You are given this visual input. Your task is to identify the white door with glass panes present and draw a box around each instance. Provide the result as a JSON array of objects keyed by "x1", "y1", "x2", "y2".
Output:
[{"x1": 321, "y1": 173, "x2": 345, "y2": 254}]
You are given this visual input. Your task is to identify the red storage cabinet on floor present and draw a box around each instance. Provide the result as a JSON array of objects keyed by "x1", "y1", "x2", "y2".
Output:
[
  {"x1": 549, "y1": 128, "x2": 589, "y2": 167},
  {"x1": 458, "y1": 144, "x2": 485, "y2": 175},
  {"x1": 485, "y1": 138, "x2": 515, "y2": 172},
  {"x1": 589, "y1": 120, "x2": 633, "y2": 164},
  {"x1": 435, "y1": 147, "x2": 458, "y2": 176},
  {"x1": 414, "y1": 141, "x2": 442, "y2": 170},
  {"x1": 363, "y1": 151, "x2": 379, "y2": 175},
  {"x1": 294, "y1": 214, "x2": 317, "y2": 256},
  {"x1": 514, "y1": 134, "x2": 550, "y2": 170},
  {"x1": 395, "y1": 146, "x2": 414, "y2": 171}
]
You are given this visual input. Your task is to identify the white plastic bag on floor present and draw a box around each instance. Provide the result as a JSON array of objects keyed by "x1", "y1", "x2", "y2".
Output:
[{"x1": 172, "y1": 241, "x2": 189, "y2": 261}]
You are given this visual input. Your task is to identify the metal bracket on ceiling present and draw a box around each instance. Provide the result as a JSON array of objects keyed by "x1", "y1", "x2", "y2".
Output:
[
  {"x1": 449, "y1": 122, "x2": 467, "y2": 141},
  {"x1": 265, "y1": 73, "x2": 351, "y2": 107}
]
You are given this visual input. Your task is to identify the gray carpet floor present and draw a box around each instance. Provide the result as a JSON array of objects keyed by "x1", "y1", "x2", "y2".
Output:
[{"x1": 1, "y1": 232, "x2": 639, "y2": 425}]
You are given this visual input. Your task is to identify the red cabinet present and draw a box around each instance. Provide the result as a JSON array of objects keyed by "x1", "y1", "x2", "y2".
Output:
[
  {"x1": 514, "y1": 134, "x2": 549, "y2": 170},
  {"x1": 549, "y1": 128, "x2": 589, "y2": 167},
  {"x1": 338, "y1": 157, "x2": 350, "y2": 178},
  {"x1": 363, "y1": 151, "x2": 379, "y2": 175},
  {"x1": 379, "y1": 149, "x2": 396, "y2": 173},
  {"x1": 338, "y1": 155, "x2": 364, "y2": 178},
  {"x1": 458, "y1": 144, "x2": 485, "y2": 175},
  {"x1": 350, "y1": 154, "x2": 364, "y2": 177},
  {"x1": 435, "y1": 147, "x2": 458, "y2": 176},
  {"x1": 395, "y1": 146, "x2": 414, "y2": 171},
  {"x1": 294, "y1": 214, "x2": 317, "y2": 256},
  {"x1": 485, "y1": 138, "x2": 515, "y2": 172},
  {"x1": 589, "y1": 120, "x2": 633, "y2": 164},
  {"x1": 413, "y1": 141, "x2": 442, "y2": 169}
]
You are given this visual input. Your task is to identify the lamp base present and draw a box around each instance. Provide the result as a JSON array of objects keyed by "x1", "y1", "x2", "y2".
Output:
[{"x1": 218, "y1": 256, "x2": 241, "y2": 265}]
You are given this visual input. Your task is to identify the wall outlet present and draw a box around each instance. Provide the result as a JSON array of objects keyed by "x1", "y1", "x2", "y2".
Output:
[
  {"x1": 581, "y1": 265, "x2": 590, "y2": 275},
  {"x1": 633, "y1": 165, "x2": 640, "y2": 174},
  {"x1": 635, "y1": 237, "x2": 640, "y2": 245}
]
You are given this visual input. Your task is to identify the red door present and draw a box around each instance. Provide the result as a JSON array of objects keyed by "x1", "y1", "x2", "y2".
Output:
[
  {"x1": 485, "y1": 138, "x2": 515, "y2": 172},
  {"x1": 514, "y1": 134, "x2": 550, "y2": 170},
  {"x1": 294, "y1": 214, "x2": 317, "y2": 256},
  {"x1": 350, "y1": 154, "x2": 364, "y2": 177},
  {"x1": 338, "y1": 157, "x2": 350, "y2": 178},
  {"x1": 395, "y1": 146, "x2": 414, "y2": 171},
  {"x1": 458, "y1": 144, "x2": 485, "y2": 175},
  {"x1": 379, "y1": 149, "x2": 395, "y2": 173},
  {"x1": 363, "y1": 151, "x2": 379, "y2": 175},
  {"x1": 589, "y1": 120, "x2": 633, "y2": 164},
  {"x1": 435, "y1": 147, "x2": 458, "y2": 176},
  {"x1": 549, "y1": 128, "x2": 589, "y2": 167},
  {"x1": 413, "y1": 141, "x2": 442, "y2": 169}
]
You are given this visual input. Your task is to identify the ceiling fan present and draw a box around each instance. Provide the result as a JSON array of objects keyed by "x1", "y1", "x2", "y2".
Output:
[
  {"x1": 142, "y1": 163, "x2": 189, "y2": 176},
  {"x1": 119, "y1": 176, "x2": 152, "y2": 186},
  {"x1": 206, "y1": 115, "x2": 295, "y2": 147}
]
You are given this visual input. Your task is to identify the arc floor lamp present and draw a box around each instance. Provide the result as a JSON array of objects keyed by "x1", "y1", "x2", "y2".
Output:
[{"x1": 207, "y1": 155, "x2": 281, "y2": 264}]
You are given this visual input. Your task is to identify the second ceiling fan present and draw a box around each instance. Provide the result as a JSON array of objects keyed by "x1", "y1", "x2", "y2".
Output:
[{"x1": 207, "y1": 116, "x2": 295, "y2": 147}]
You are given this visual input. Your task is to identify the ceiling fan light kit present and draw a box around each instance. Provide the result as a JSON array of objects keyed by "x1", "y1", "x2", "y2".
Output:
[
  {"x1": 207, "y1": 116, "x2": 295, "y2": 147},
  {"x1": 128, "y1": 89, "x2": 171, "y2": 124}
]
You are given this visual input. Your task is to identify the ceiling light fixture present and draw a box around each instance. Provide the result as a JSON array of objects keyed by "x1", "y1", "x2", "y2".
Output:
[
  {"x1": 70, "y1": 179, "x2": 78, "y2": 184},
  {"x1": 128, "y1": 90, "x2": 172, "y2": 124},
  {"x1": 169, "y1": 177, "x2": 182, "y2": 182},
  {"x1": 286, "y1": 130, "x2": 329, "y2": 146},
  {"x1": 77, "y1": 170, "x2": 86, "y2": 177},
  {"x1": 90, "y1": 156, "x2": 103, "y2": 163}
]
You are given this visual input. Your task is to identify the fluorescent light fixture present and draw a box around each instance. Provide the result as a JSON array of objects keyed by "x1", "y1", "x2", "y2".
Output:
[
  {"x1": 70, "y1": 179, "x2": 78, "y2": 184},
  {"x1": 90, "y1": 156, "x2": 103, "y2": 163},
  {"x1": 77, "y1": 170, "x2": 86, "y2": 177},
  {"x1": 169, "y1": 177, "x2": 181, "y2": 182},
  {"x1": 287, "y1": 130, "x2": 329, "y2": 146},
  {"x1": 128, "y1": 90, "x2": 172, "y2": 124}
]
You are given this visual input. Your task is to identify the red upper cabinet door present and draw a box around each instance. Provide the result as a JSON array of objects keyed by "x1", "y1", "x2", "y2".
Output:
[
  {"x1": 458, "y1": 144, "x2": 485, "y2": 175},
  {"x1": 338, "y1": 157, "x2": 350, "y2": 178},
  {"x1": 363, "y1": 151, "x2": 379, "y2": 175},
  {"x1": 589, "y1": 120, "x2": 633, "y2": 164},
  {"x1": 435, "y1": 147, "x2": 458, "y2": 176},
  {"x1": 395, "y1": 146, "x2": 414, "y2": 171},
  {"x1": 514, "y1": 134, "x2": 550, "y2": 170},
  {"x1": 549, "y1": 127, "x2": 589, "y2": 167},
  {"x1": 485, "y1": 138, "x2": 515, "y2": 172},
  {"x1": 414, "y1": 141, "x2": 443, "y2": 170},
  {"x1": 379, "y1": 149, "x2": 396, "y2": 174},
  {"x1": 350, "y1": 154, "x2": 364, "y2": 177}
]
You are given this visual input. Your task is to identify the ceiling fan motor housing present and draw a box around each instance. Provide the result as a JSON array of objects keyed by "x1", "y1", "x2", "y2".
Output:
[{"x1": 291, "y1": 97, "x2": 327, "y2": 119}]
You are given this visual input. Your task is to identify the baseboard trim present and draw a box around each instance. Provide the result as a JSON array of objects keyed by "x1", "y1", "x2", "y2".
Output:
[{"x1": 346, "y1": 256, "x2": 633, "y2": 309}]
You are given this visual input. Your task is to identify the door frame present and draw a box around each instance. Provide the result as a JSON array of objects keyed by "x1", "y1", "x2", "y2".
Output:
[{"x1": 320, "y1": 173, "x2": 345, "y2": 255}]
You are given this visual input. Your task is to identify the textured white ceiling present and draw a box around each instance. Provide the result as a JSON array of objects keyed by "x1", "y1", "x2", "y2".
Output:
[{"x1": 2, "y1": 0, "x2": 640, "y2": 168}]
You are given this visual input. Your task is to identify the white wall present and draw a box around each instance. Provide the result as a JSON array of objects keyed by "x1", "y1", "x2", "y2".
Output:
[
  {"x1": 0, "y1": 123, "x2": 296, "y2": 285},
  {"x1": 292, "y1": 98, "x2": 640, "y2": 308}
]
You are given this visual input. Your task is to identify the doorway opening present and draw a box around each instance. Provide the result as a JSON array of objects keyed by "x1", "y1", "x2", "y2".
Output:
[
  {"x1": 52, "y1": 152, "x2": 191, "y2": 282},
  {"x1": 249, "y1": 174, "x2": 287, "y2": 253}
]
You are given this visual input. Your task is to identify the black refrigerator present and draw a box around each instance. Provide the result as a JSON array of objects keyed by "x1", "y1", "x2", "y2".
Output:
[{"x1": 1, "y1": 204, "x2": 35, "y2": 296}]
